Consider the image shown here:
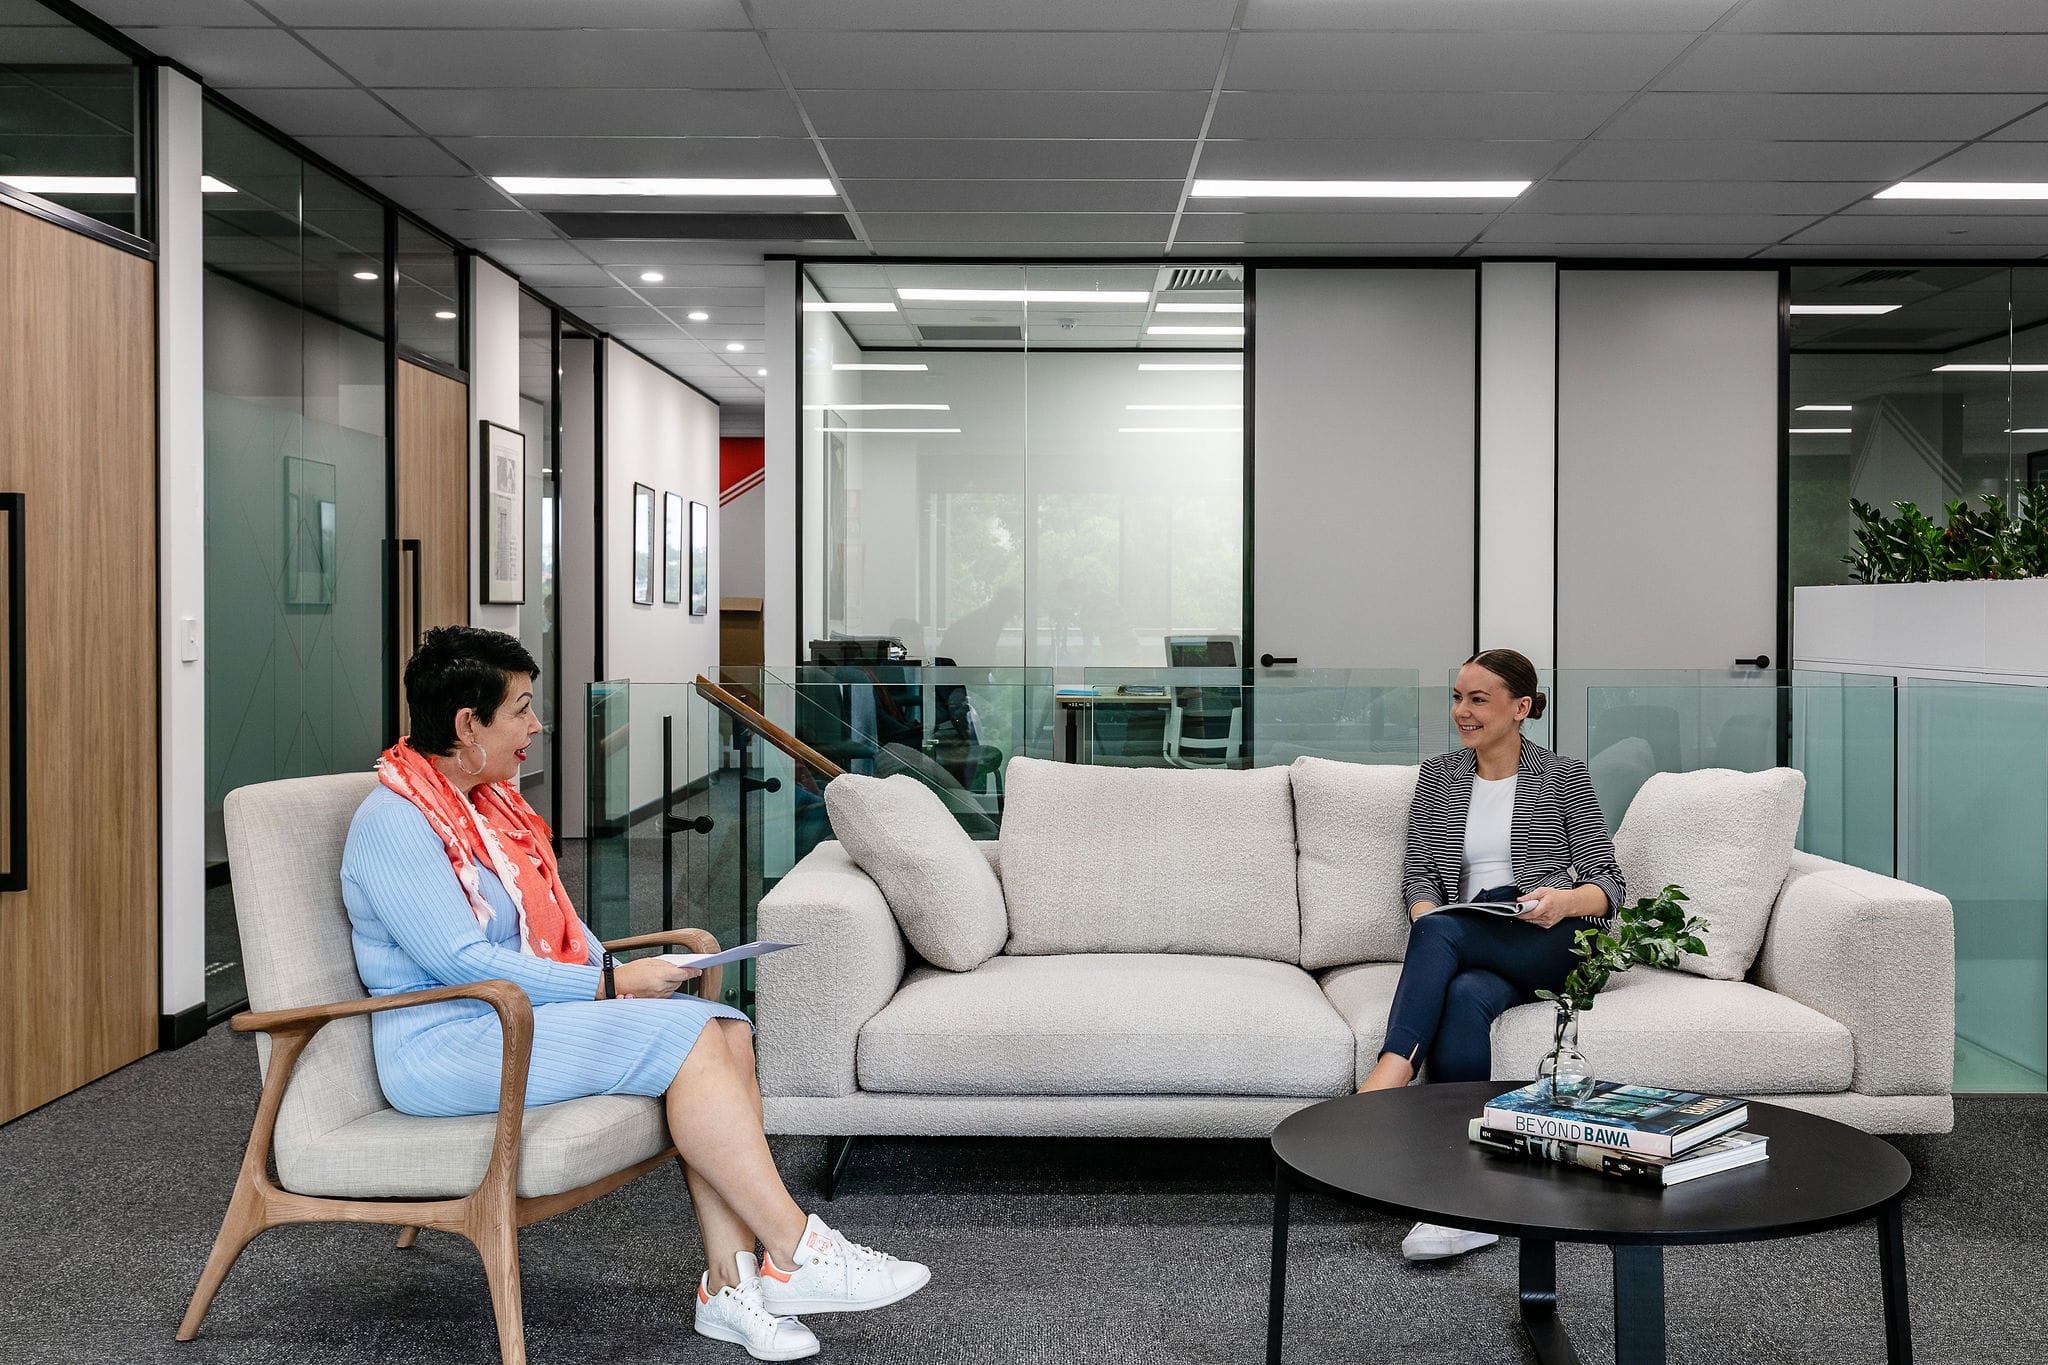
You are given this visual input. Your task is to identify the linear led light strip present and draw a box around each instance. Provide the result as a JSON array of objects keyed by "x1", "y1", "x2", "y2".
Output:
[
  {"x1": 1934, "y1": 363, "x2": 2048, "y2": 372},
  {"x1": 1797, "y1": 404, "x2": 1853, "y2": 412},
  {"x1": 1790, "y1": 428, "x2": 1851, "y2": 435},
  {"x1": 1191, "y1": 179, "x2": 1530, "y2": 198},
  {"x1": 3, "y1": 175, "x2": 236, "y2": 193},
  {"x1": 833, "y1": 363, "x2": 927, "y2": 371},
  {"x1": 802, "y1": 404, "x2": 950, "y2": 411},
  {"x1": 1139, "y1": 362, "x2": 1241, "y2": 371},
  {"x1": 897, "y1": 288, "x2": 1151, "y2": 303},
  {"x1": 1148, "y1": 325, "x2": 1244, "y2": 336},
  {"x1": 1155, "y1": 302, "x2": 1243, "y2": 314},
  {"x1": 804, "y1": 302, "x2": 898, "y2": 313},
  {"x1": 494, "y1": 176, "x2": 836, "y2": 196},
  {"x1": 1876, "y1": 182, "x2": 2048, "y2": 200},
  {"x1": 1126, "y1": 404, "x2": 1243, "y2": 411},
  {"x1": 1119, "y1": 427, "x2": 1243, "y2": 434},
  {"x1": 1789, "y1": 304, "x2": 1901, "y2": 316},
  {"x1": 816, "y1": 427, "x2": 960, "y2": 434}
]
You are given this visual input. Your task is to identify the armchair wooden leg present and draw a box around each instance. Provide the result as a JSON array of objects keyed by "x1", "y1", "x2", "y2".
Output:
[
  {"x1": 177, "y1": 1173, "x2": 272, "y2": 1341},
  {"x1": 395, "y1": 1226, "x2": 420, "y2": 1249},
  {"x1": 468, "y1": 1211, "x2": 527, "y2": 1365}
]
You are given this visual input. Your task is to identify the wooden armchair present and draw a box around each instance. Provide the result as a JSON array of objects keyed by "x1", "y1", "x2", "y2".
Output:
[{"x1": 179, "y1": 773, "x2": 724, "y2": 1365}]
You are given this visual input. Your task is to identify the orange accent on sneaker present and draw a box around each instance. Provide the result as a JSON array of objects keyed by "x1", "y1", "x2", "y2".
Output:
[
  {"x1": 759, "y1": 1254, "x2": 794, "y2": 1283},
  {"x1": 697, "y1": 1279, "x2": 711, "y2": 1305}
]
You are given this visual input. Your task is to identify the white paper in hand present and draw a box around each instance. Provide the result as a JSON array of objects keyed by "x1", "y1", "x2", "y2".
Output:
[{"x1": 656, "y1": 941, "x2": 798, "y2": 971}]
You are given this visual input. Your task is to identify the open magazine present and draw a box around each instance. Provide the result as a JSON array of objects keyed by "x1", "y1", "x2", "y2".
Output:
[{"x1": 1424, "y1": 899, "x2": 1532, "y2": 918}]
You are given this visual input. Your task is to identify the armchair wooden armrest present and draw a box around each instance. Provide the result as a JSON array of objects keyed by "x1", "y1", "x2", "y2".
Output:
[{"x1": 602, "y1": 927, "x2": 725, "y2": 1004}]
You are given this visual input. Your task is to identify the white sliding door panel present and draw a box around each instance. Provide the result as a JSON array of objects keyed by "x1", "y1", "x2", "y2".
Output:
[
  {"x1": 1253, "y1": 269, "x2": 1476, "y2": 673},
  {"x1": 1556, "y1": 271, "x2": 1779, "y2": 672}
]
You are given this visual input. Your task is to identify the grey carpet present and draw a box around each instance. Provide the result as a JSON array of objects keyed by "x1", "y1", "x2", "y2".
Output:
[{"x1": 0, "y1": 1030, "x2": 2040, "y2": 1365}]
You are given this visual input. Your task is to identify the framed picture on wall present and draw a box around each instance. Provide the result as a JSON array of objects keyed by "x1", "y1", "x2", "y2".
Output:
[
  {"x1": 283, "y1": 456, "x2": 337, "y2": 610},
  {"x1": 480, "y1": 420, "x2": 525, "y2": 604},
  {"x1": 663, "y1": 491, "x2": 684, "y2": 604},
  {"x1": 631, "y1": 482, "x2": 655, "y2": 606},
  {"x1": 690, "y1": 499, "x2": 709, "y2": 616}
]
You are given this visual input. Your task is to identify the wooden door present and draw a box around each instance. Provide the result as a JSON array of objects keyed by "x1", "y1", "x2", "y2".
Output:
[
  {"x1": 0, "y1": 204, "x2": 159, "y2": 1122},
  {"x1": 396, "y1": 360, "x2": 469, "y2": 728}
]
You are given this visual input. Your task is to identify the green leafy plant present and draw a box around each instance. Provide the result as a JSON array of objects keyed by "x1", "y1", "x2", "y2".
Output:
[
  {"x1": 1845, "y1": 489, "x2": 2048, "y2": 584},
  {"x1": 1536, "y1": 885, "x2": 1708, "y2": 1017}
]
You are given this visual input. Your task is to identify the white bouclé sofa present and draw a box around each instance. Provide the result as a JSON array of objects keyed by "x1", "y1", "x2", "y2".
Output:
[{"x1": 755, "y1": 755, "x2": 1954, "y2": 1140}]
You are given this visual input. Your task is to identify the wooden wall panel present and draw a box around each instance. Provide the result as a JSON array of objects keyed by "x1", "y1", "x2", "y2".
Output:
[
  {"x1": 396, "y1": 361, "x2": 469, "y2": 726},
  {"x1": 0, "y1": 204, "x2": 159, "y2": 1122}
]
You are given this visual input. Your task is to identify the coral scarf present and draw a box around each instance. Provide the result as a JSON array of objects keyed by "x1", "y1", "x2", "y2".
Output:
[{"x1": 376, "y1": 739, "x2": 589, "y2": 965}]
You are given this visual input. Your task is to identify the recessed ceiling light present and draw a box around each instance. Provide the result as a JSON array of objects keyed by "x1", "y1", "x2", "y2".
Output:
[
  {"x1": 1, "y1": 174, "x2": 237, "y2": 194},
  {"x1": 1147, "y1": 325, "x2": 1245, "y2": 336},
  {"x1": 1876, "y1": 182, "x2": 2048, "y2": 200},
  {"x1": 434, "y1": 310, "x2": 457, "y2": 320},
  {"x1": 1790, "y1": 304, "x2": 1901, "y2": 316},
  {"x1": 802, "y1": 404, "x2": 952, "y2": 411},
  {"x1": 896, "y1": 288, "x2": 1151, "y2": 304},
  {"x1": 834, "y1": 362, "x2": 928, "y2": 371},
  {"x1": 353, "y1": 271, "x2": 379, "y2": 281},
  {"x1": 494, "y1": 176, "x2": 836, "y2": 197},
  {"x1": 725, "y1": 342, "x2": 745, "y2": 352},
  {"x1": 1789, "y1": 427, "x2": 1851, "y2": 435},
  {"x1": 1190, "y1": 179, "x2": 1529, "y2": 199},
  {"x1": 1138, "y1": 362, "x2": 1242, "y2": 371},
  {"x1": 1125, "y1": 404, "x2": 1243, "y2": 411},
  {"x1": 1796, "y1": 404, "x2": 1853, "y2": 412},
  {"x1": 1118, "y1": 426, "x2": 1243, "y2": 434},
  {"x1": 686, "y1": 310, "x2": 710, "y2": 321},
  {"x1": 804, "y1": 301, "x2": 898, "y2": 313},
  {"x1": 2007, "y1": 426, "x2": 2048, "y2": 433},
  {"x1": 815, "y1": 427, "x2": 960, "y2": 434},
  {"x1": 756, "y1": 368, "x2": 768, "y2": 377},
  {"x1": 639, "y1": 271, "x2": 665, "y2": 283},
  {"x1": 1154, "y1": 302, "x2": 1244, "y2": 314},
  {"x1": 1934, "y1": 363, "x2": 2048, "y2": 372}
]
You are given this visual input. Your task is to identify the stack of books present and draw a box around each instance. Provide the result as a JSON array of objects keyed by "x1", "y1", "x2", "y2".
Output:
[{"x1": 1469, "y1": 1080, "x2": 1770, "y2": 1187}]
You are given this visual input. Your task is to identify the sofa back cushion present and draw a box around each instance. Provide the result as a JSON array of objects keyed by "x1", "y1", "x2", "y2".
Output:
[
  {"x1": 1613, "y1": 767, "x2": 1806, "y2": 981},
  {"x1": 1291, "y1": 757, "x2": 1418, "y2": 968},
  {"x1": 998, "y1": 756, "x2": 1299, "y2": 962},
  {"x1": 824, "y1": 773, "x2": 1008, "y2": 972}
]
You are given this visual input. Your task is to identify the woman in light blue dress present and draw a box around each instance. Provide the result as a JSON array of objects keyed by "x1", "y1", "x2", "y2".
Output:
[{"x1": 341, "y1": 626, "x2": 929, "y2": 1359}]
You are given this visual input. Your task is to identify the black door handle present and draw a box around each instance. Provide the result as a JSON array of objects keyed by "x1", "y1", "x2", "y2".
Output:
[
  {"x1": 1259, "y1": 653, "x2": 1298, "y2": 668},
  {"x1": 1736, "y1": 655, "x2": 1771, "y2": 668}
]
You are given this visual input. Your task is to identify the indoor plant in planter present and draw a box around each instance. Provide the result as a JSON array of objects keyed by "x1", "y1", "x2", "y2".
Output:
[{"x1": 1534, "y1": 885, "x2": 1706, "y2": 1105}]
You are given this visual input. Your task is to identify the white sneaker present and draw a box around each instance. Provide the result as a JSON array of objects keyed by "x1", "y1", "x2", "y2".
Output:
[
  {"x1": 694, "y1": 1253, "x2": 820, "y2": 1361},
  {"x1": 1401, "y1": 1222, "x2": 1500, "y2": 1262},
  {"x1": 758, "y1": 1213, "x2": 931, "y2": 1316}
]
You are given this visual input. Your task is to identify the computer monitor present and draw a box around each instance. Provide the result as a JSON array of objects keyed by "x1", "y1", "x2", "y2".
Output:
[{"x1": 1163, "y1": 634, "x2": 1238, "y2": 669}]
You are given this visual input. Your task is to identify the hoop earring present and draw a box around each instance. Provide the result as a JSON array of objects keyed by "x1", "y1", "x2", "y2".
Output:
[{"x1": 456, "y1": 740, "x2": 486, "y2": 777}]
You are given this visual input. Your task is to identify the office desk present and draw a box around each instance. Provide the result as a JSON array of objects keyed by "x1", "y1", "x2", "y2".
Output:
[{"x1": 1054, "y1": 691, "x2": 1171, "y2": 763}]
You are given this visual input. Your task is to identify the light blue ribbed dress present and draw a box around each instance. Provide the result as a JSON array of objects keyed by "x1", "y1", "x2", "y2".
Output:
[{"x1": 340, "y1": 785, "x2": 749, "y2": 1118}]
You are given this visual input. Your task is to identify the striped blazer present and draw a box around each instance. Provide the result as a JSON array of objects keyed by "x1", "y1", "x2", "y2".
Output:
[{"x1": 1400, "y1": 739, "x2": 1626, "y2": 929}]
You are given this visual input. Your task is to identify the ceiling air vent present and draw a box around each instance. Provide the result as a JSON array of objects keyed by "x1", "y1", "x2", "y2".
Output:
[
  {"x1": 1838, "y1": 268, "x2": 1920, "y2": 289},
  {"x1": 540, "y1": 211, "x2": 855, "y2": 241},
  {"x1": 1162, "y1": 266, "x2": 1244, "y2": 291},
  {"x1": 915, "y1": 324, "x2": 1023, "y2": 343}
]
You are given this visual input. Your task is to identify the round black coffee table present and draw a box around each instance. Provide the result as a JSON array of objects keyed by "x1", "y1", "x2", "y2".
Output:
[{"x1": 1266, "y1": 1083, "x2": 1914, "y2": 1365}]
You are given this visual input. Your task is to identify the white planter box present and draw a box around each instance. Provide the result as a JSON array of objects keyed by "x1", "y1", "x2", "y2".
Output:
[{"x1": 1794, "y1": 579, "x2": 2048, "y2": 682}]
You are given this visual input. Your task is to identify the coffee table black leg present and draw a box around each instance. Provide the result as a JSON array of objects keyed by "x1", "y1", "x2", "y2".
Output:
[
  {"x1": 1519, "y1": 1238, "x2": 1581, "y2": 1365},
  {"x1": 1265, "y1": 1164, "x2": 1291, "y2": 1365},
  {"x1": 1612, "y1": 1244, "x2": 1667, "y2": 1365},
  {"x1": 1878, "y1": 1197, "x2": 1913, "y2": 1364}
]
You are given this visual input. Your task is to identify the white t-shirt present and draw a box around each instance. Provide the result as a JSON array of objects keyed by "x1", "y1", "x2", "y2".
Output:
[{"x1": 1460, "y1": 774, "x2": 1517, "y2": 901}]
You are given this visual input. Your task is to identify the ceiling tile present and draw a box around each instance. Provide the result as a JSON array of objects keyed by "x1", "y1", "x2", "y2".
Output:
[
  {"x1": 1177, "y1": 211, "x2": 1491, "y2": 245},
  {"x1": 1987, "y1": 106, "x2": 2048, "y2": 140},
  {"x1": 1225, "y1": 31, "x2": 1693, "y2": 92},
  {"x1": 446, "y1": 136, "x2": 827, "y2": 178},
  {"x1": 841, "y1": 179, "x2": 1182, "y2": 214},
  {"x1": 298, "y1": 134, "x2": 472, "y2": 176},
  {"x1": 1480, "y1": 213, "x2": 1818, "y2": 244},
  {"x1": 1477, "y1": 241, "x2": 1761, "y2": 258},
  {"x1": 1211, "y1": 91, "x2": 1630, "y2": 142},
  {"x1": 752, "y1": 0, "x2": 1238, "y2": 28},
  {"x1": 823, "y1": 139, "x2": 1196, "y2": 180},
  {"x1": 1784, "y1": 215, "x2": 2048, "y2": 247},
  {"x1": 410, "y1": 208, "x2": 562, "y2": 238},
  {"x1": 1195, "y1": 138, "x2": 1577, "y2": 180},
  {"x1": 1600, "y1": 92, "x2": 2045, "y2": 144},
  {"x1": 259, "y1": 1, "x2": 751, "y2": 24},
  {"x1": 1660, "y1": 35, "x2": 2048, "y2": 93},
  {"x1": 1244, "y1": 0, "x2": 1736, "y2": 32},
  {"x1": 298, "y1": 28, "x2": 778, "y2": 88},
  {"x1": 1514, "y1": 180, "x2": 1873, "y2": 216},
  {"x1": 858, "y1": 212, "x2": 1172, "y2": 245},
  {"x1": 215, "y1": 87, "x2": 415, "y2": 137},
  {"x1": 92, "y1": 1, "x2": 265, "y2": 26},
  {"x1": 378, "y1": 88, "x2": 805, "y2": 139},
  {"x1": 766, "y1": 31, "x2": 1227, "y2": 91},
  {"x1": 1764, "y1": 243, "x2": 2045, "y2": 260},
  {"x1": 798, "y1": 90, "x2": 1210, "y2": 141},
  {"x1": 360, "y1": 175, "x2": 522, "y2": 210},
  {"x1": 1722, "y1": 1, "x2": 2048, "y2": 34},
  {"x1": 1559, "y1": 140, "x2": 1958, "y2": 182},
  {"x1": 137, "y1": 28, "x2": 352, "y2": 86},
  {"x1": 1906, "y1": 141, "x2": 2048, "y2": 180}
]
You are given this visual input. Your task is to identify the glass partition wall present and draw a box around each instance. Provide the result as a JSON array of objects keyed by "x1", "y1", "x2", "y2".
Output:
[{"x1": 0, "y1": 0, "x2": 146, "y2": 242}]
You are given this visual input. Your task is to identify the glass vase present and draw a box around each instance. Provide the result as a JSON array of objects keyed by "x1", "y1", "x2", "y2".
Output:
[{"x1": 1537, "y1": 1003, "x2": 1596, "y2": 1107}]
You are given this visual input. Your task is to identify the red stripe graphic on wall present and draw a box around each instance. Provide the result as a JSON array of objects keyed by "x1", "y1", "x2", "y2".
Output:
[
  {"x1": 721, "y1": 469, "x2": 764, "y2": 506},
  {"x1": 720, "y1": 436, "x2": 764, "y2": 501}
]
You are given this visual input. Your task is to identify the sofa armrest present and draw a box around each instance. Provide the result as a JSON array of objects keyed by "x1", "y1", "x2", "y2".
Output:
[
  {"x1": 756, "y1": 840, "x2": 907, "y2": 1099},
  {"x1": 1752, "y1": 850, "x2": 1954, "y2": 1097}
]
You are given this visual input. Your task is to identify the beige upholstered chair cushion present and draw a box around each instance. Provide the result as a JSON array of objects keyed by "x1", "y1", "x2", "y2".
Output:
[
  {"x1": 857, "y1": 954, "x2": 1353, "y2": 1097},
  {"x1": 1291, "y1": 758, "x2": 1418, "y2": 968},
  {"x1": 1614, "y1": 767, "x2": 1806, "y2": 980},
  {"x1": 997, "y1": 757, "x2": 1301, "y2": 962},
  {"x1": 824, "y1": 772, "x2": 1008, "y2": 972}
]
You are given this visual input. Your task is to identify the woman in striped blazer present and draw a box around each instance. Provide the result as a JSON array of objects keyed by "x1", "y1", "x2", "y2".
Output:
[{"x1": 1358, "y1": 648, "x2": 1626, "y2": 1262}]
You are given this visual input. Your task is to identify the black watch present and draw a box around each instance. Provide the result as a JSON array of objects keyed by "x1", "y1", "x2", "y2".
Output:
[{"x1": 602, "y1": 951, "x2": 617, "y2": 1000}]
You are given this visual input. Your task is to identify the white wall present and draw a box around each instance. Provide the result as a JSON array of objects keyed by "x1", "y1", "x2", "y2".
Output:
[
  {"x1": 1478, "y1": 262, "x2": 1557, "y2": 667},
  {"x1": 604, "y1": 340, "x2": 721, "y2": 808},
  {"x1": 765, "y1": 260, "x2": 798, "y2": 668},
  {"x1": 467, "y1": 258, "x2": 519, "y2": 635},
  {"x1": 557, "y1": 336, "x2": 597, "y2": 837}
]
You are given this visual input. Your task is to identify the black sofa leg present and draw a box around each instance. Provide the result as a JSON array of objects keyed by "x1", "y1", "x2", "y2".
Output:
[{"x1": 821, "y1": 1136, "x2": 858, "y2": 1201}]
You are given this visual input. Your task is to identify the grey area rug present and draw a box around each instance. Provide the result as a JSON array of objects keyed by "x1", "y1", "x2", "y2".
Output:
[{"x1": 0, "y1": 1029, "x2": 2040, "y2": 1365}]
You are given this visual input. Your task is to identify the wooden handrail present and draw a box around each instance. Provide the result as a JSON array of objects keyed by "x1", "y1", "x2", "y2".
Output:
[{"x1": 694, "y1": 674, "x2": 846, "y2": 780}]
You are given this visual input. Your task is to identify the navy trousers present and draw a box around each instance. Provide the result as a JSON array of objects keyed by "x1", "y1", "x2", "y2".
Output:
[{"x1": 1378, "y1": 909, "x2": 1585, "y2": 1083}]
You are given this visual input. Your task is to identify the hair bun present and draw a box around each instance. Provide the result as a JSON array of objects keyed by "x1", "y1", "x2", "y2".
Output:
[{"x1": 1527, "y1": 691, "x2": 1548, "y2": 720}]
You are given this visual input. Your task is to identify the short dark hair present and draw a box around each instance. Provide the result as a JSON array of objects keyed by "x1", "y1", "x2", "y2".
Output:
[
  {"x1": 1465, "y1": 647, "x2": 1547, "y2": 721},
  {"x1": 405, "y1": 626, "x2": 540, "y2": 756}
]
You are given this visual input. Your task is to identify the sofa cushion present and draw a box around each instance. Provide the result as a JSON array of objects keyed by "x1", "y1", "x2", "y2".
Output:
[
  {"x1": 1614, "y1": 767, "x2": 1806, "y2": 980},
  {"x1": 857, "y1": 954, "x2": 1354, "y2": 1097},
  {"x1": 1491, "y1": 967, "x2": 1855, "y2": 1094},
  {"x1": 1292, "y1": 758, "x2": 1418, "y2": 968},
  {"x1": 1315, "y1": 962, "x2": 1406, "y2": 1088},
  {"x1": 997, "y1": 756, "x2": 1300, "y2": 962},
  {"x1": 824, "y1": 773, "x2": 1008, "y2": 972}
]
